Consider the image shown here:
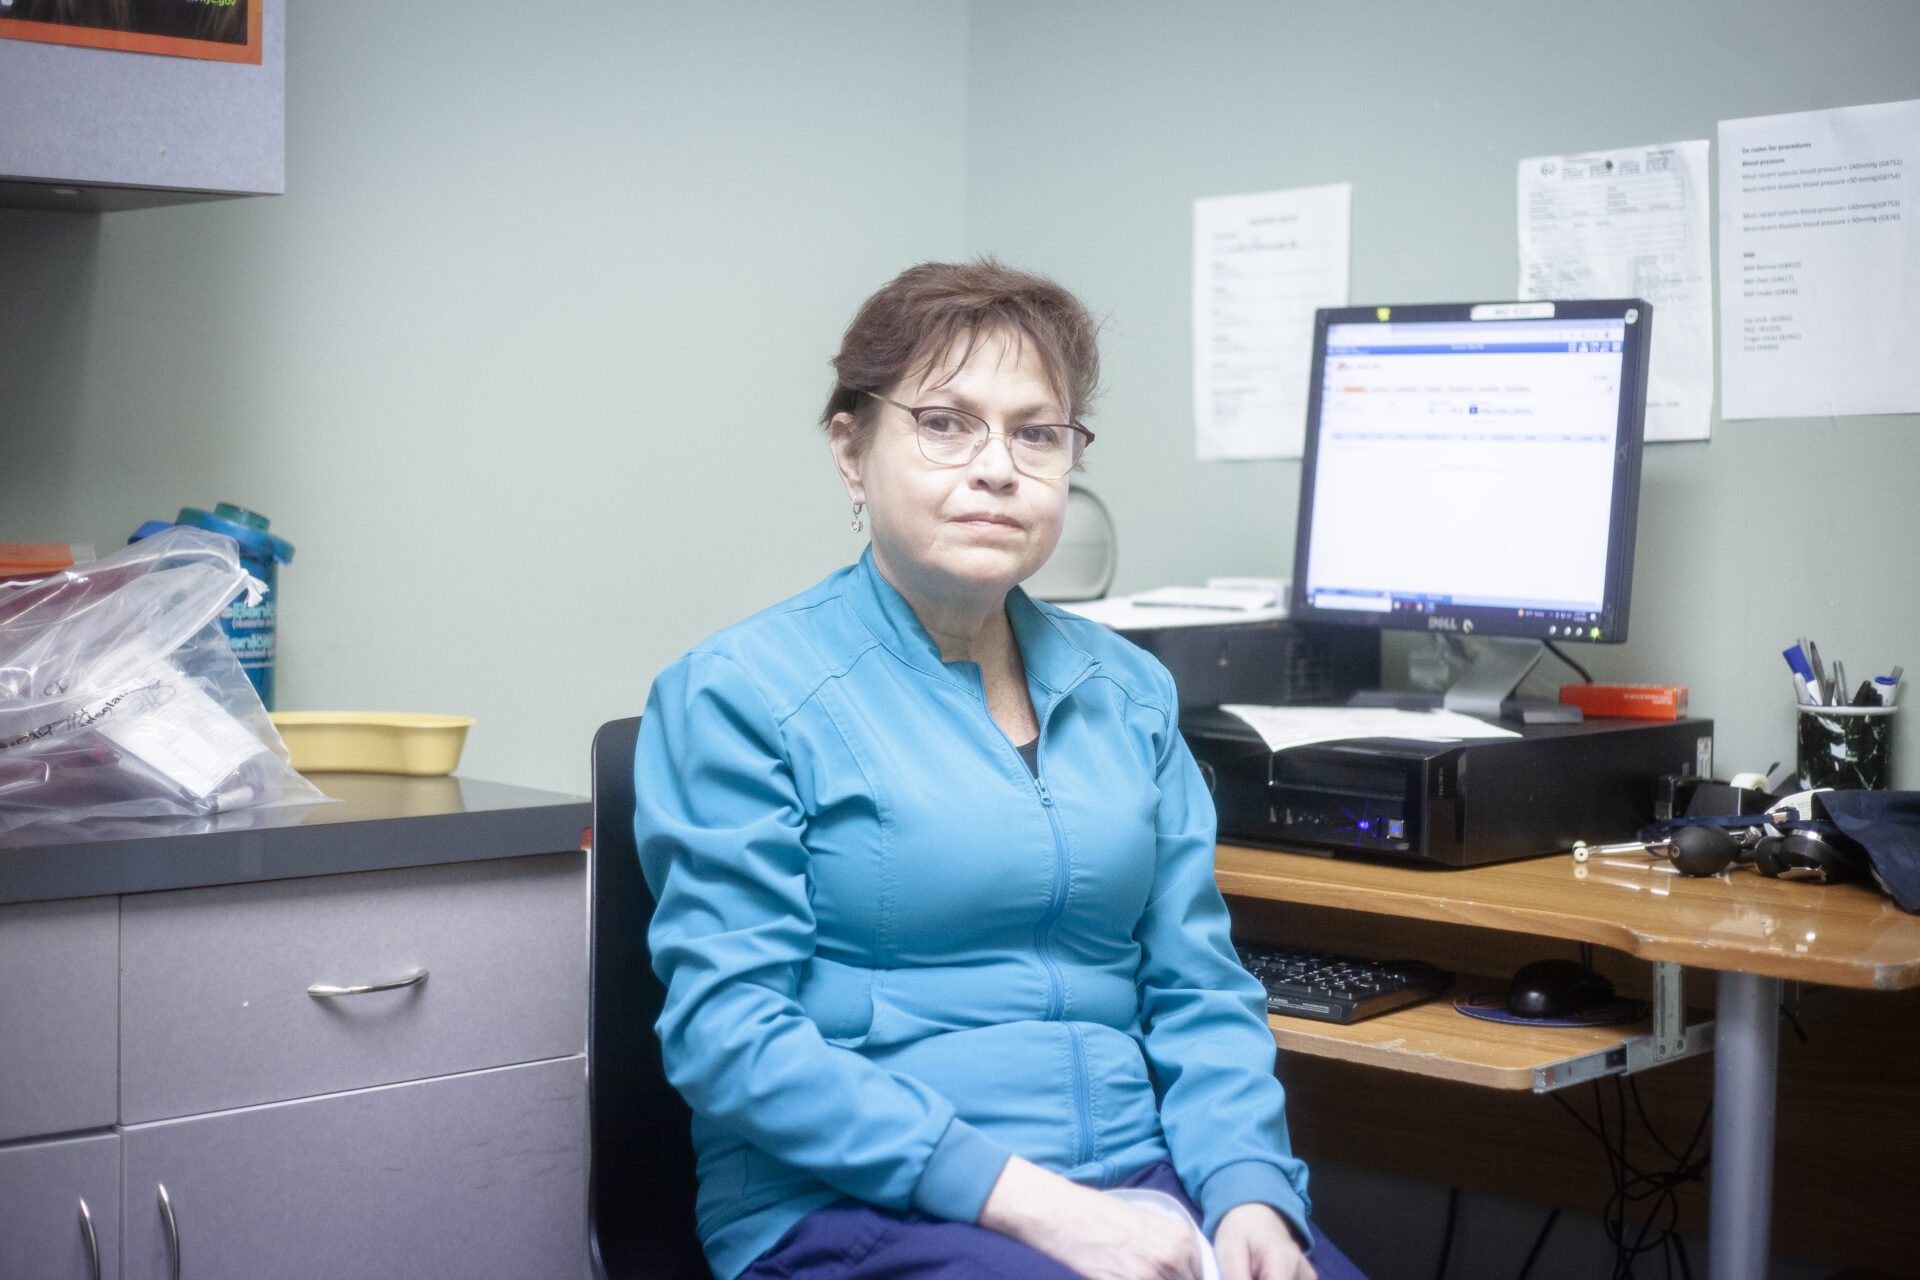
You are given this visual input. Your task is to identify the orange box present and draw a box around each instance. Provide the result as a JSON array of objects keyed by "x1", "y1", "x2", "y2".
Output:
[{"x1": 1559, "y1": 684, "x2": 1689, "y2": 720}]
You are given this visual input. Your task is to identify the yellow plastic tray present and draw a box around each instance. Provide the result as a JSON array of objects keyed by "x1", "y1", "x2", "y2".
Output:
[{"x1": 269, "y1": 712, "x2": 475, "y2": 776}]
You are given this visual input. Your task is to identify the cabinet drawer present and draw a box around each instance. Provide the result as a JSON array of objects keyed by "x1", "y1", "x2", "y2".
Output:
[
  {"x1": 122, "y1": 1056, "x2": 587, "y2": 1280},
  {"x1": 0, "y1": 896, "x2": 118, "y2": 1141},
  {"x1": 121, "y1": 851, "x2": 585, "y2": 1122},
  {"x1": 0, "y1": 1130, "x2": 119, "y2": 1280}
]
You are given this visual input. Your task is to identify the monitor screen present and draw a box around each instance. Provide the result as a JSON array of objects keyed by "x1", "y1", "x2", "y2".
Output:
[{"x1": 1291, "y1": 300, "x2": 1650, "y2": 645}]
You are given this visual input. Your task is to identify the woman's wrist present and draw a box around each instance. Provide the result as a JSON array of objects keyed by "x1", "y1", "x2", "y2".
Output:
[
  {"x1": 978, "y1": 1155, "x2": 1057, "y2": 1239},
  {"x1": 1218, "y1": 1201, "x2": 1309, "y2": 1251}
]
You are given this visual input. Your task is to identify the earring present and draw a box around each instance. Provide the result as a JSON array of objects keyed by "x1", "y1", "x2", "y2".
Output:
[{"x1": 850, "y1": 503, "x2": 865, "y2": 533}]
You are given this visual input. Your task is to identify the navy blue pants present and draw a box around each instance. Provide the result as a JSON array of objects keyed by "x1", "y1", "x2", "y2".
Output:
[{"x1": 738, "y1": 1161, "x2": 1366, "y2": 1279}]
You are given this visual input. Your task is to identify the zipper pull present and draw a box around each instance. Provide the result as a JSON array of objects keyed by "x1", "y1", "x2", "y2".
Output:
[{"x1": 1036, "y1": 778, "x2": 1054, "y2": 806}]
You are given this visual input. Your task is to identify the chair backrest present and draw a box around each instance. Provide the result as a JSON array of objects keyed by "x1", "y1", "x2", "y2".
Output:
[{"x1": 589, "y1": 716, "x2": 709, "y2": 1279}]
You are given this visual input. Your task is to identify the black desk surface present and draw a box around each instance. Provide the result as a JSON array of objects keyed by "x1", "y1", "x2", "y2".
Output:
[{"x1": 0, "y1": 774, "x2": 589, "y2": 906}]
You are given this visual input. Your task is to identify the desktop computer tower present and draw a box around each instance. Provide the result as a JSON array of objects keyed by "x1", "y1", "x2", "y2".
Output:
[
  {"x1": 1182, "y1": 711, "x2": 1714, "y2": 867},
  {"x1": 1125, "y1": 620, "x2": 1380, "y2": 710}
]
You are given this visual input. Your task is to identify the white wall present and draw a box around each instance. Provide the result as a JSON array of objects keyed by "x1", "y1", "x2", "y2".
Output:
[{"x1": 0, "y1": 0, "x2": 969, "y2": 793}]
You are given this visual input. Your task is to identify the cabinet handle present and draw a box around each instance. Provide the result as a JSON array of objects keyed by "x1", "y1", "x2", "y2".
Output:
[
  {"x1": 306, "y1": 967, "x2": 429, "y2": 998},
  {"x1": 78, "y1": 1196, "x2": 100, "y2": 1280},
  {"x1": 158, "y1": 1182, "x2": 180, "y2": 1280}
]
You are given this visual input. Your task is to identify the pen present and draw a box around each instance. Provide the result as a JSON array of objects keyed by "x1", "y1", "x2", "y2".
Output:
[
  {"x1": 1806, "y1": 640, "x2": 1829, "y2": 705},
  {"x1": 1832, "y1": 660, "x2": 1847, "y2": 707},
  {"x1": 1793, "y1": 673, "x2": 1815, "y2": 706},
  {"x1": 1854, "y1": 680, "x2": 1877, "y2": 707}
]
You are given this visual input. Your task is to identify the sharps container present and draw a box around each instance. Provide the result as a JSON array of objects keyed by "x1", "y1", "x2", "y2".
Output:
[{"x1": 129, "y1": 503, "x2": 296, "y2": 709}]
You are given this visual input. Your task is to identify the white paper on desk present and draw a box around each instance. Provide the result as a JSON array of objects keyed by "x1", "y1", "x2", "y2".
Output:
[
  {"x1": 1718, "y1": 98, "x2": 1920, "y2": 419},
  {"x1": 1220, "y1": 705, "x2": 1521, "y2": 755},
  {"x1": 1193, "y1": 184, "x2": 1350, "y2": 460},
  {"x1": 1518, "y1": 140, "x2": 1713, "y2": 443}
]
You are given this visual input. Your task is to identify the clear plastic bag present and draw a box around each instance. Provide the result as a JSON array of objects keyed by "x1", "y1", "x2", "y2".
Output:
[{"x1": 0, "y1": 527, "x2": 328, "y2": 836}]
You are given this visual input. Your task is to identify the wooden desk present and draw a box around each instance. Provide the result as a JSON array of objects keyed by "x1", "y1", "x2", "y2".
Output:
[{"x1": 1217, "y1": 842, "x2": 1920, "y2": 1280}]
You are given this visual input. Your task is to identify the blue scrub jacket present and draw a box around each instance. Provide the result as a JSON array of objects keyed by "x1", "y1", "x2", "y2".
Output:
[{"x1": 636, "y1": 549, "x2": 1311, "y2": 1279}]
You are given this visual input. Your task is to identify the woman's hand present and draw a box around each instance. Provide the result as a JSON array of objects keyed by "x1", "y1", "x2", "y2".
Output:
[
  {"x1": 979, "y1": 1156, "x2": 1205, "y2": 1280},
  {"x1": 1213, "y1": 1203, "x2": 1315, "y2": 1280}
]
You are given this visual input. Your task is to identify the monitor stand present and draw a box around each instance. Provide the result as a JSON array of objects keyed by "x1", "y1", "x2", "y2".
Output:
[{"x1": 1348, "y1": 637, "x2": 1583, "y2": 725}]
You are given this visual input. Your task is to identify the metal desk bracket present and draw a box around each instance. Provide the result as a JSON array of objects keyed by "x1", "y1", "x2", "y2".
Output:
[
  {"x1": 1531, "y1": 960, "x2": 1715, "y2": 1093},
  {"x1": 1650, "y1": 960, "x2": 1689, "y2": 1060}
]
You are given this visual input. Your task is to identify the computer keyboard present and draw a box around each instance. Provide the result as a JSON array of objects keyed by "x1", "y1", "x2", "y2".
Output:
[{"x1": 1235, "y1": 942, "x2": 1454, "y2": 1025}]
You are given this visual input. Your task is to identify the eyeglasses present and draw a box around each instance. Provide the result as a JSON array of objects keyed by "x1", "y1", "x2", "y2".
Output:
[{"x1": 863, "y1": 391, "x2": 1094, "y2": 481}]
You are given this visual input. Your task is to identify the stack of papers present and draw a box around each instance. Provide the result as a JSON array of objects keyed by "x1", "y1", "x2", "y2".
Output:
[{"x1": 1220, "y1": 705, "x2": 1521, "y2": 753}]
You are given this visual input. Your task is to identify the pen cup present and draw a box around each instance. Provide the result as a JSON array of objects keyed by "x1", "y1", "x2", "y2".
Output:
[{"x1": 1796, "y1": 703, "x2": 1897, "y2": 790}]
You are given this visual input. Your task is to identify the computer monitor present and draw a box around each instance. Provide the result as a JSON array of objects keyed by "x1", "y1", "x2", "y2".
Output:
[{"x1": 1290, "y1": 299, "x2": 1652, "y2": 722}]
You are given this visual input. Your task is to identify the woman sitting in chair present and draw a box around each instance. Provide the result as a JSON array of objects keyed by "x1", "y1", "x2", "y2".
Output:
[{"x1": 636, "y1": 260, "x2": 1359, "y2": 1280}]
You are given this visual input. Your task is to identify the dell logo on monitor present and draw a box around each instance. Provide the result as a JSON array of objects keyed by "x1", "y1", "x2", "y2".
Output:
[{"x1": 1427, "y1": 616, "x2": 1460, "y2": 632}]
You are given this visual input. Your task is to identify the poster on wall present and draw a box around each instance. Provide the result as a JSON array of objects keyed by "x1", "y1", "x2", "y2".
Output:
[
  {"x1": 1192, "y1": 184, "x2": 1352, "y2": 460},
  {"x1": 0, "y1": 0, "x2": 262, "y2": 64}
]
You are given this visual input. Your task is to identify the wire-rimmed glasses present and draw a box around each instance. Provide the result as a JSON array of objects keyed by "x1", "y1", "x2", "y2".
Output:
[{"x1": 863, "y1": 391, "x2": 1094, "y2": 480}]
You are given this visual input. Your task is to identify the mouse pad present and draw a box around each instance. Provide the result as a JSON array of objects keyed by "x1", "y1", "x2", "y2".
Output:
[{"x1": 1452, "y1": 991, "x2": 1650, "y2": 1028}]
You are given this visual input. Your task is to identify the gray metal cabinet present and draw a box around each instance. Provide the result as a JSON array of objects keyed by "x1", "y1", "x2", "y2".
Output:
[
  {"x1": 121, "y1": 1057, "x2": 588, "y2": 1280},
  {"x1": 120, "y1": 853, "x2": 587, "y2": 1122},
  {"x1": 0, "y1": 1131, "x2": 120, "y2": 1280},
  {"x1": 0, "y1": 784, "x2": 590, "y2": 1279},
  {"x1": 0, "y1": 896, "x2": 118, "y2": 1142}
]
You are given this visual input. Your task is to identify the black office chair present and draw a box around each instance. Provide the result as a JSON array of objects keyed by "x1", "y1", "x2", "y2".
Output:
[{"x1": 589, "y1": 717, "x2": 710, "y2": 1279}]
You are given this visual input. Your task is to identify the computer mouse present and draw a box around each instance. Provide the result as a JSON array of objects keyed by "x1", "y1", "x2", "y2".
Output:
[{"x1": 1506, "y1": 958, "x2": 1615, "y2": 1018}]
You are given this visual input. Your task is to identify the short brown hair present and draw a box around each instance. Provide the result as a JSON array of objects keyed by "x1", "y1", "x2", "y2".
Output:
[{"x1": 821, "y1": 259, "x2": 1101, "y2": 446}]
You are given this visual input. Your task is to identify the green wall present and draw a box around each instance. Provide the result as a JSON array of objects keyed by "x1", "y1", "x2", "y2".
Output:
[
  {"x1": 1, "y1": 1, "x2": 968, "y2": 791},
  {"x1": 965, "y1": 0, "x2": 1920, "y2": 789},
  {"x1": 3, "y1": 5, "x2": 1914, "y2": 1271},
  {"x1": 3, "y1": 0, "x2": 1917, "y2": 797}
]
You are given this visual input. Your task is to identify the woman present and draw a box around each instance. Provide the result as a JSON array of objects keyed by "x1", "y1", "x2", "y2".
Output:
[{"x1": 636, "y1": 261, "x2": 1357, "y2": 1280}]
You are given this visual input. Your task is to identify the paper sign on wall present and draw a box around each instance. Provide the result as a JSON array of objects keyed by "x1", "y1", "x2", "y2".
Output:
[
  {"x1": 1517, "y1": 141, "x2": 1714, "y2": 443},
  {"x1": 1718, "y1": 99, "x2": 1920, "y2": 420},
  {"x1": 1192, "y1": 185, "x2": 1351, "y2": 461}
]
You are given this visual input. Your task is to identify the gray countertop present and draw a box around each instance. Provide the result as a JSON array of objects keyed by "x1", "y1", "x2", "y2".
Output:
[{"x1": 0, "y1": 774, "x2": 590, "y2": 905}]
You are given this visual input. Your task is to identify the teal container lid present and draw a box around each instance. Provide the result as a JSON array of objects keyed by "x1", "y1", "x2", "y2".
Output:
[{"x1": 172, "y1": 503, "x2": 296, "y2": 565}]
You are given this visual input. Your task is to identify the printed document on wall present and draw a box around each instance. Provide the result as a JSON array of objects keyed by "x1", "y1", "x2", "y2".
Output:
[
  {"x1": 1718, "y1": 99, "x2": 1920, "y2": 419},
  {"x1": 1517, "y1": 141, "x2": 1713, "y2": 442},
  {"x1": 1193, "y1": 185, "x2": 1350, "y2": 460}
]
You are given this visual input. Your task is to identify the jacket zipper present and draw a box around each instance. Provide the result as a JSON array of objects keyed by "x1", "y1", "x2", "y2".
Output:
[
  {"x1": 976, "y1": 672, "x2": 1100, "y2": 1170},
  {"x1": 1028, "y1": 733, "x2": 1096, "y2": 1168},
  {"x1": 1032, "y1": 775, "x2": 1071, "y2": 1020}
]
